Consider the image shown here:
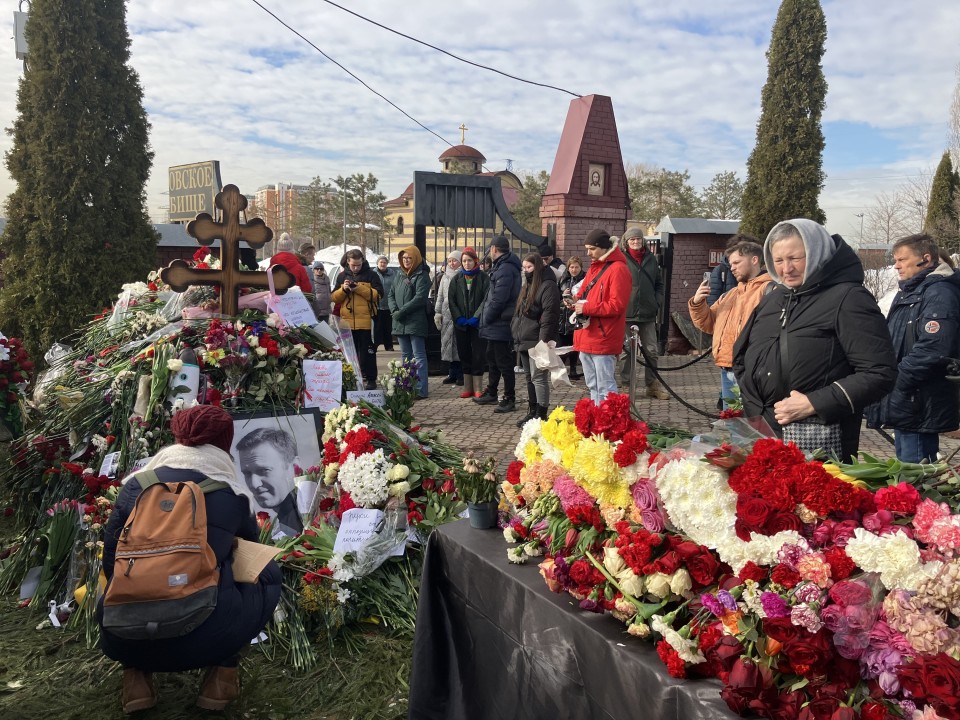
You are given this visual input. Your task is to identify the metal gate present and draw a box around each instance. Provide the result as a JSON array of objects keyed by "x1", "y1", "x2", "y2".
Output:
[{"x1": 413, "y1": 171, "x2": 546, "y2": 263}]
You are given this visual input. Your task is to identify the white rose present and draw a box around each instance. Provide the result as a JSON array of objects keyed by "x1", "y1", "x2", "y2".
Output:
[
  {"x1": 324, "y1": 463, "x2": 339, "y2": 485},
  {"x1": 266, "y1": 314, "x2": 278, "y2": 327},
  {"x1": 393, "y1": 464, "x2": 410, "y2": 480},
  {"x1": 618, "y1": 569, "x2": 645, "y2": 598},
  {"x1": 167, "y1": 358, "x2": 183, "y2": 372},
  {"x1": 645, "y1": 572, "x2": 672, "y2": 599},
  {"x1": 602, "y1": 547, "x2": 626, "y2": 576},
  {"x1": 388, "y1": 481, "x2": 411, "y2": 498},
  {"x1": 248, "y1": 335, "x2": 260, "y2": 347},
  {"x1": 255, "y1": 346, "x2": 268, "y2": 357},
  {"x1": 669, "y1": 568, "x2": 693, "y2": 598}
]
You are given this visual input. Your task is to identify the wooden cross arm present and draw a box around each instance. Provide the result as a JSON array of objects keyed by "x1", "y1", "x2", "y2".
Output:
[
  {"x1": 160, "y1": 260, "x2": 295, "y2": 295},
  {"x1": 186, "y1": 214, "x2": 220, "y2": 246},
  {"x1": 238, "y1": 217, "x2": 273, "y2": 249}
]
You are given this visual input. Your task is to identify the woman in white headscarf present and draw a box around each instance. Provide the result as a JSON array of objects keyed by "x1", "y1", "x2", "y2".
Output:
[
  {"x1": 434, "y1": 251, "x2": 463, "y2": 385},
  {"x1": 733, "y1": 219, "x2": 896, "y2": 460}
]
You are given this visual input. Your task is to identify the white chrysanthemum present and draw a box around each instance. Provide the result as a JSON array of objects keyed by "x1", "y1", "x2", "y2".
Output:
[
  {"x1": 653, "y1": 455, "x2": 802, "y2": 573},
  {"x1": 651, "y1": 615, "x2": 705, "y2": 664},
  {"x1": 844, "y1": 528, "x2": 943, "y2": 591},
  {"x1": 337, "y1": 448, "x2": 390, "y2": 508},
  {"x1": 328, "y1": 553, "x2": 355, "y2": 583},
  {"x1": 336, "y1": 586, "x2": 352, "y2": 604},
  {"x1": 514, "y1": 419, "x2": 544, "y2": 460}
]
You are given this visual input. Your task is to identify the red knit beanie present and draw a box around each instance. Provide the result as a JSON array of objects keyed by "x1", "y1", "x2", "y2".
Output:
[
  {"x1": 170, "y1": 405, "x2": 234, "y2": 454},
  {"x1": 461, "y1": 246, "x2": 478, "y2": 262}
]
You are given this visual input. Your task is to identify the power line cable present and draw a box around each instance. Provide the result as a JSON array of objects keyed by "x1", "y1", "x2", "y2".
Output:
[
  {"x1": 317, "y1": 0, "x2": 582, "y2": 98},
  {"x1": 249, "y1": 0, "x2": 456, "y2": 150}
]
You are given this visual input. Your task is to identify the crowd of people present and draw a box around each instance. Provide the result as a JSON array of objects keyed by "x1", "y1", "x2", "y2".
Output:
[{"x1": 291, "y1": 218, "x2": 959, "y2": 464}]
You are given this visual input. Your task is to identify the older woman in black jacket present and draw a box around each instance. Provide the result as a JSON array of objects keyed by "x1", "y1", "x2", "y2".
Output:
[
  {"x1": 511, "y1": 253, "x2": 562, "y2": 426},
  {"x1": 733, "y1": 219, "x2": 897, "y2": 460}
]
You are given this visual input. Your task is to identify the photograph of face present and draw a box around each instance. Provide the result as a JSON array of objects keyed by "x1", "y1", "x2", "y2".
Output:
[{"x1": 230, "y1": 410, "x2": 322, "y2": 534}]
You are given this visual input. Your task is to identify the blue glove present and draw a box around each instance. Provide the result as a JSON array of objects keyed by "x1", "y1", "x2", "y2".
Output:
[
  {"x1": 455, "y1": 316, "x2": 468, "y2": 327},
  {"x1": 465, "y1": 317, "x2": 479, "y2": 327}
]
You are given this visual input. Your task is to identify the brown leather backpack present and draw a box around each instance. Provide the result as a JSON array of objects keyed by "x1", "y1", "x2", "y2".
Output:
[{"x1": 101, "y1": 469, "x2": 227, "y2": 639}]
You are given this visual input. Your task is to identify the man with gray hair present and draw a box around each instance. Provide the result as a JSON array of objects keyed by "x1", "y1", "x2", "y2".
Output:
[{"x1": 270, "y1": 233, "x2": 311, "y2": 292}]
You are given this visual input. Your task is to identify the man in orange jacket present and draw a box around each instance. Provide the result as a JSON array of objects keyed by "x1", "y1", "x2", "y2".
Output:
[
  {"x1": 688, "y1": 237, "x2": 770, "y2": 409},
  {"x1": 571, "y1": 228, "x2": 633, "y2": 404}
]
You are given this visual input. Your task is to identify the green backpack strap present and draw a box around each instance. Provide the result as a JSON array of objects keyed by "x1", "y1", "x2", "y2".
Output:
[{"x1": 132, "y1": 469, "x2": 227, "y2": 494}]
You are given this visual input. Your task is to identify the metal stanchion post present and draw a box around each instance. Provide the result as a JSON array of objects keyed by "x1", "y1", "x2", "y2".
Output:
[{"x1": 627, "y1": 325, "x2": 642, "y2": 419}]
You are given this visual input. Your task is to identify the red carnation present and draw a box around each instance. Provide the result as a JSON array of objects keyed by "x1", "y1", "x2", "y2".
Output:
[
  {"x1": 874, "y1": 483, "x2": 921, "y2": 515},
  {"x1": 738, "y1": 561, "x2": 769, "y2": 583},
  {"x1": 770, "y1": 564, "x2": 801, "y2": 589},
  {"x1": 656, "y1": 640, "x2": 687, "y2": 678},
  {"x1": 824, "y1": 547, "x2": 855, "y2": 581}
]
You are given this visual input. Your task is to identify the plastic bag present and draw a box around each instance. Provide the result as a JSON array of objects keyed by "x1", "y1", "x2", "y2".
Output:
[{"x1": 528, "y1": 340, "x2": 571, "y2": 387}]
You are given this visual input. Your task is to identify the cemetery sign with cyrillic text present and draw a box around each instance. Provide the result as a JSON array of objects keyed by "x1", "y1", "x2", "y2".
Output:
[{"x1": 168, "y1": 161, "x2": 222, "y2": 222}]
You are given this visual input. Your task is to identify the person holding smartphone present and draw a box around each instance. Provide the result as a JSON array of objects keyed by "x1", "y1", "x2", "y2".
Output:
[{"x1": 688, "y1": 237, "x2": 770, "y2": 409}]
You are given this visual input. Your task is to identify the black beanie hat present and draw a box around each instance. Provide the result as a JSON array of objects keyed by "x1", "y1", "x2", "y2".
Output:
[
  {"x1": 491, "y1": 235, "x2": 510, "y2": 254},
  {"x1": 585, "y1": 228, "x2": 612, "y2": 250},
  {"x1": 537, "y1": 243, "x2": 554, "y2": 258}
]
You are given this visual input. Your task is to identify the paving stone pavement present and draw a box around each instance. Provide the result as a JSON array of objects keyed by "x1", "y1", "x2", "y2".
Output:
[{"x1": 376, "y1": 350, "x2": 960, "y2": 465}]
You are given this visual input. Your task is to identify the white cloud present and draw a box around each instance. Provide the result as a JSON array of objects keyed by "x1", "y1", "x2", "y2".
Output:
[{"x1": 0, "y1": 0, "x2": 957, "y2": 241}]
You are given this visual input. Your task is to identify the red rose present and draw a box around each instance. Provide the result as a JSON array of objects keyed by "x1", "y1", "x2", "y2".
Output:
[
  {"x1": 737, "y1": 496, "x2": 773, "y2": 531},
  {"x1": 828, "y1": 579, "x2": 873, "y2": 608},
  {"x1": 859, "y1": 702, "x2": 891, "y2": 720},
  {"x1": 783, "y1": 631, "x2": 833, "y2": 676},
  {"x1": 762, "y1": 617, "x2": 802, "y2": 646},
  {"x1": 902, "y1": 653, "x2": 960, "y2": 719},
  {"x1": 768, "y1": 690, "x2": 806, "y2": 720},
  {"x1": 798, "y1": 696, "x2": 840, "y2": 720},
  {"x1": 686, "y1": 550, "x2": 721, "y2": 588},
  {"x1": 671, "y1": 540, "x2": 701, "y2": 562},
  {"x1": 767, "y1": 511, "x2": 804, "y2": 534},
  {"x1": 652, "y1": 550, "x2": 681, "y2": 575},
  {"x1": 707, "y1": 635, "x2": 745, "y2": 673},
  {"x1": 720, "y1": 658, "x2": 770, "y2": 714}
]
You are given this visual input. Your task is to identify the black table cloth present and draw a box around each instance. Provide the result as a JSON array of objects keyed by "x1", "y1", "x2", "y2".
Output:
[{"x1": 408, "y1": 519, "x2": 739, "y2": 720}]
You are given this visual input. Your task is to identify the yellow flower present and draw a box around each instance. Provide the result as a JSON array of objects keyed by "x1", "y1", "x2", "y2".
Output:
[
  {"x1": 570, "y1": 436, "x2": 631, "y2": 508},
  {"x1": 540, "y1": 406, "x2": 583, "y2": 466},
  {"x1": 822, "y1": 463, "x2": 867, "y2": 488},
  {"x1": 523, "y1": 439, "x2": 542, "y2": 466}
]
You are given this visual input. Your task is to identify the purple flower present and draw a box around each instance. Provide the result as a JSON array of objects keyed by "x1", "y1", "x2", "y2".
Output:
[
  {"x1": 631, "y1": 479, "x2": 659, "y2": 511},
  {"x1": 760, "y1": 592, "x2": 791, "y2": 619},
  {"x1": 717, "y1": 589, "x2": 738, "y2": 612},
  {"x1": 579, "y1": 597, "x2": 603, "y2": 613},
  {"x1": 833, "y1": 629, "x2": 869, "y2": 660},
  {"x1": 701, "y1": 593, "x2": 724, "y2": 617},
  {"x1": 860, "y1": 646, "x2": 904, "y2": 682},
  {"x1": 640, "y1": 509, "x2": 665, "y2": 533}
]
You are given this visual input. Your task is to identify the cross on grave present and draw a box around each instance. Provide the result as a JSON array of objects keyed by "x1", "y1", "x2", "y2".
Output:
[{"x1": 160, "y1": 184, "x2": 294, "y2": 317}]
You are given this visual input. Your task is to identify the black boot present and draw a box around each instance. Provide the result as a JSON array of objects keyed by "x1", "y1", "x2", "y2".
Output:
[
  {"x1": 493, "y1": 397, "x2": 516, "y2": 413},
  {"x1": 516, "y1": 403, "x2": 537, "y2": 427},
  {"x1": 537, "y1": 404, "x2": 549, "y2": 420}
]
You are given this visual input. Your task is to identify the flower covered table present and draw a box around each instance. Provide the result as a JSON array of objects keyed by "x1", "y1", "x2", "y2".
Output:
[{"x1": 408, "y1": 519, "x2": 739, "y2": 720}]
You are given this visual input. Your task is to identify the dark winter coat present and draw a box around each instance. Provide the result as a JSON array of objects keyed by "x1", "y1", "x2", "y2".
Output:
[
  {"x1": 867, "y1": 263, "x2": 960, "y2": 433},
  {"x1": 480, "y1": 251, "x2": 522, "y2": 343},
  {"x1": 622, "y1": 243, "x2": 663, "y2": 323},
  {"x1": 708, "y1": 256, "x2": 737, "y2": 306},
  {"x1": 511, "y1": 265, "x2": 562, "y2": 351},
  {"x1": 448, "y1": 270, "x2": 490, "y2": 323},
  {"x1": 733, "y1": 237, "x2": 897, "y2": 461},
  {"x1": 331, "y1": 259, "x2": 383, "y2": 331},
  {"x1": 375, "y1": 266, "x2": 398, "y2": 310},
  {"x1": 98, "y1": 467, "x2": 281, "y2": 672},
  {"x1": 558, "y1": 267, "x2": 586, "y2": 336},
  {"x1": 389, "y1": 246, "x2": 432, "y2": 337}
]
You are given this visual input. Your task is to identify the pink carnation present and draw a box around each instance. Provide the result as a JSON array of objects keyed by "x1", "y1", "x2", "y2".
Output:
[{"x1": 553, "y1": 474, "x2": 595, "y2": 513}]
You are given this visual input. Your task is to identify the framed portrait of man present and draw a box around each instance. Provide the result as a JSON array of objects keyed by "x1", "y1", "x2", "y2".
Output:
[
  {"x1": 230, "y1": 408, "x2": 323, "y2": 538},
  {"x1": 587, "y1": 163, "x2": 606, "y2": 196}
]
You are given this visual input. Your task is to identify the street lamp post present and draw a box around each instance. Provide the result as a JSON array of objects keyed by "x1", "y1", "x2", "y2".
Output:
[{"x1": 855, "y1": 213, "x2": 864, "y2": 245}]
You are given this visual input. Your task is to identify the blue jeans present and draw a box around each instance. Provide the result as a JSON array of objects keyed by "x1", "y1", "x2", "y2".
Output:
[
  {"x1": 397, "y1": 334, "x2": 429, "y2": 398},
  {"x1": 894, "y1": 430, "x2": 939, "y2": 463},
  {"x1": 720, "y1": 368, "x2": 738, "y2": 409},
  {"x1": 580, "y1": 353, "x2": 618, "y2": 404}
]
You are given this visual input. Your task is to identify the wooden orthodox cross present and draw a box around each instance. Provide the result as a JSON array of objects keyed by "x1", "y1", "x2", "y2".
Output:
[{"x1": 160, "y1": 184, "x2": 294, "y2": 317}]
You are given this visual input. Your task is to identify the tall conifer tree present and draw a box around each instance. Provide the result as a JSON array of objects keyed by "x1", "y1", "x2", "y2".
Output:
[
  {"x1": 925, "y1": 151, "x2": 959, "y2": 252},
  {"x1": 740, "y1": 0, "x2": 827, "y2": 239},
  {"x1": 0, "y1": 0, "x2": 157, "y2": 359}
]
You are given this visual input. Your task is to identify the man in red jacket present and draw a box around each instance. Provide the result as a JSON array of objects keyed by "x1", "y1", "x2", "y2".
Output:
[
  {"x1": 570, "y1": 228, "x2": 633, "y2": 403},
  {"x1": 269, "y1": 233, "x2": 312, "y2": 292}
]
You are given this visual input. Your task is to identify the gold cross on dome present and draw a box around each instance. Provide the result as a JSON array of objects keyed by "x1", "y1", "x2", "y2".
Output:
[
  {"x1": 160, "y1": 184, "x2": 294, "y2": 317},
  {"x1": 459, "y1": 123, "x2": 468, "y2": 144}
]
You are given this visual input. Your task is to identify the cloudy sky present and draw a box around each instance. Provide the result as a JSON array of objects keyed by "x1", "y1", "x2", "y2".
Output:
[{"x1": 1, "y1": 0, "x2": 958, "y2": 241}]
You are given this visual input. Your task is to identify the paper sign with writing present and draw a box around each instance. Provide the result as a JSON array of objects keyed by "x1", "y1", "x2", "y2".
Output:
[
  {"x1": 98, "y1": 451, "x2": 121, "y2": 478},
  {"x1": 267, "y1": 288, "x2": 319, "y2": 328},
  {"x1": 333, "y1": 508, "x2": 405, "y2": 557},
  {"x1": 345, "y1": 389, "x2": 386, "y2": 407},
  {"x1": 301, "y1": 359, "x2": 342, "y2": 411}
]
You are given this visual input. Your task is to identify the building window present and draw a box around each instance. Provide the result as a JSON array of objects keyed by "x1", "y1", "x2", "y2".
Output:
[{"x1": 397, "y1": 217, "x2": 404, "y2": 235}]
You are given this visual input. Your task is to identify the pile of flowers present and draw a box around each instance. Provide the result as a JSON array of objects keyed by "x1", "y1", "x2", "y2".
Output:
[
  {"x1": 0, "y1": 269, "x2": 468, "y2": 670},
  {"x1": 503, "y1": 394, "x2": 960, "y2": 720},
  {"x1": 378, "y1": 357, "x2": 420, "y2": 428},
  {"x1": 0, "y1": 333, "x2": 34, "y2": 436}
]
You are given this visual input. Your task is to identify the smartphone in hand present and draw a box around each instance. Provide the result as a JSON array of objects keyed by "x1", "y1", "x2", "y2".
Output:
[{"x1": 702, "y1": 271, "x2": 711, "y2": 284}]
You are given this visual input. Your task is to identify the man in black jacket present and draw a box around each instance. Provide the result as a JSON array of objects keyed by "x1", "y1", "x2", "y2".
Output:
[
  {"x1": 476, "y1": 235, "x2": 522, "y2": 412},
  {"x1": 867, "y1": 234, "x2": 960, "y2": 462}
]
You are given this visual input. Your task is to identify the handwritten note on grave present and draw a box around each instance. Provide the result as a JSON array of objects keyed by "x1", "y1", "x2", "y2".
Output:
[
  {"x1": 267, "y1": 288, "x2": 318, "y2": 328},
  {"x1": 345, "y1": 389, "x2": 386, "y2": 407},
  {"x1": 333, "y1": 508, "x2": 405, "y2": 557},
  {"x1": 302, "y1": 359, "x2": 342, "y2": 411}
]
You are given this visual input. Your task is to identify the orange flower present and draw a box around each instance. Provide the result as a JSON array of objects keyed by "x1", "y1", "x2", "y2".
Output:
[{"x1": 764, "y1": 636, "x2": 783, "y2": 657}]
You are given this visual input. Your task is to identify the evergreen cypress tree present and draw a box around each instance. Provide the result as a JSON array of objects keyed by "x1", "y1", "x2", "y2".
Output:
[
  {"x1": 925, "y1": 151, "x2": 959, "y2": 252},
  {"x1": 0, "y1": 0, "x2": 157, "y2": 360},
  {"x1": 739, "y1": 0, "x2": 827, "y2": 239}
]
